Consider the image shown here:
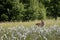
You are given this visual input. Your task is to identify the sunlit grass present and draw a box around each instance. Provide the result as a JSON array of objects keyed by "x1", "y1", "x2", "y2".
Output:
[
  {"x1": 0, "y1": 19, "x2": 60, "y2": 40},
  {"x1": 0, "y1": 19, "x2": 60, "y2": 28}
]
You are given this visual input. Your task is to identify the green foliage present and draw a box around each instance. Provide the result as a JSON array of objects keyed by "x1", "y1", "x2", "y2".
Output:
[
  {"x1": 0, "y1": 0, "x2": 60, "y2": 21},
  {"x1": 46, "y1": 0, "x2": 60, "y2": 20},
  {"x1": 0, "y1": 14, "x2": 8, "y2": 21}
]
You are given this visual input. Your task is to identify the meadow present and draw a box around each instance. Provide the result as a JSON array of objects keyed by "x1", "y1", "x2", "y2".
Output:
[
  {"x1": 0, "y1": 0, "x2": 60, "y2": 40},
  {"x1": 0, "y1": 19, "x2": 60, "y2": 40},
  {"x1": 0, "y1": 25, "x2": 60, "y2": 40},
  {"x1": 0, "y1": 19, "x2": 60, "y2": 28}
]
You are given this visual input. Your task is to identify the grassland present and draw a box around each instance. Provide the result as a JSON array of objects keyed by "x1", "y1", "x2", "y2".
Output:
[
  {"x1": 0, "y1": 19, "x2": 60, "y2": 40},
  {"x1": 0, "y1": 25, "x2": 60, "y2": 40},
  {"x1": 0, "y1": 19, "x2": 60, "y2": 28}
]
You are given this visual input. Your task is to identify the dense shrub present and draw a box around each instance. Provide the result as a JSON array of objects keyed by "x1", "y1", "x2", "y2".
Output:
[
  {"x1": 0, "y1": 0, "x2": 60, "y2": 21},
  {"x1": 0, "y1": 14, "x2": 8, "y2": 21}
]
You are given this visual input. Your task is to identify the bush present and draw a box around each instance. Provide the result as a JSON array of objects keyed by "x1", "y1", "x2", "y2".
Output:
[{"x1": 1, "y1": 14, "x2": 8, "y2": 21}]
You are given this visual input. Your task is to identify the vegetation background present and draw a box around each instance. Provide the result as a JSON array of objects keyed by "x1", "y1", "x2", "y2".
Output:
[
  {"x1": 0, "y1": 0, "x2": 60, "y2": 40},
  {"x1": 0, "y1": 0, "x2": 60, "y2": 22}
]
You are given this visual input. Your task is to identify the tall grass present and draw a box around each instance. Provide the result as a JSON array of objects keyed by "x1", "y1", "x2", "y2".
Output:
[
  {"x1": 0, "y1": 25, "x2": 60, "y2": 40},
  {"x1": 0, "y1": 19, "x2": 60, "y2": 28}
]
